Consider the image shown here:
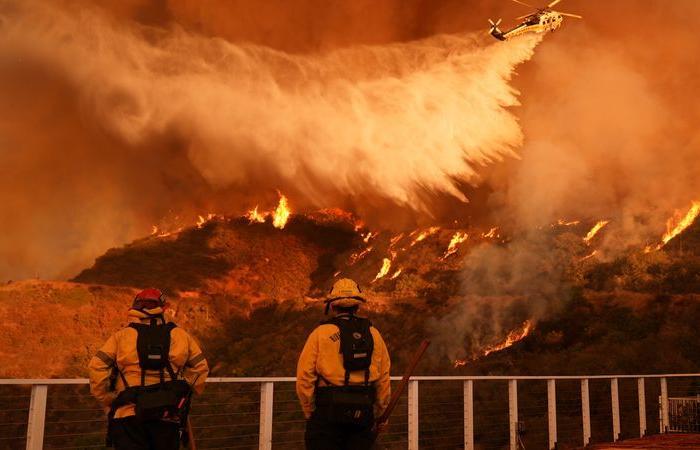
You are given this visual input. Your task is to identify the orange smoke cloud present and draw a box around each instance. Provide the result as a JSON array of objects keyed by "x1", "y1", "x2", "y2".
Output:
[{"x1": 0, "y1": 0, "x2": 543, "y2": 279}]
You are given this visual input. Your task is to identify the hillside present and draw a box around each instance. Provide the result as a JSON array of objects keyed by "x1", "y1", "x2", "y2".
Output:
[{"x1": 2, "y1": 210, "x2": 700, "y2": 378}]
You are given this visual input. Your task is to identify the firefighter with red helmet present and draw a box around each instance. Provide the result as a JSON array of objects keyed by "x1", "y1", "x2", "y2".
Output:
[
  {"x1": 296, "y1": 278, "x2": 391, "y2": 450},
  {"x1": 89, "y1": 288, "x2": 209, "y2": 449}
]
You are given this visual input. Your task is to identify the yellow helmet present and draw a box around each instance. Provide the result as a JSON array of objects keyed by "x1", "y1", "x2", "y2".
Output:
[{"x1": 325, "y1": 278, "x2": 366, "y2": 313}]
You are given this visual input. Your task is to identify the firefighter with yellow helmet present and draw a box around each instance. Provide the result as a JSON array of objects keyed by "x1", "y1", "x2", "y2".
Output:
[
  {"x1": 88, "y1": 288, "x2": 209, "y2": 449},
  {"x1": 296, "y1": 278, "x2": 391, "y2": 450}
]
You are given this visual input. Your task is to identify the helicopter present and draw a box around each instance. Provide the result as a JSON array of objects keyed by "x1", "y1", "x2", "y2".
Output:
[{"x1": 489, "y1": 0, "x2": 582, "y2": 41}]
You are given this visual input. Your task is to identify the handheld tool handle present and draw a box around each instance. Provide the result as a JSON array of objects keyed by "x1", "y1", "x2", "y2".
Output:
[{"x1": 376, "y1": 339, "x2": 431, "y2": 430}]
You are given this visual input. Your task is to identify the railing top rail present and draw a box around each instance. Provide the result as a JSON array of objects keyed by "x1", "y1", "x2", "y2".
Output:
[{"x1": 2, "y1": 373, "x2": 700, "y2": 385}]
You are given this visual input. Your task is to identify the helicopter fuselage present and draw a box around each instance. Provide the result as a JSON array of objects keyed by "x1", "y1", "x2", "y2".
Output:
[{"x1": 491, "y1": 10, "x2": 563, "y2": 41}]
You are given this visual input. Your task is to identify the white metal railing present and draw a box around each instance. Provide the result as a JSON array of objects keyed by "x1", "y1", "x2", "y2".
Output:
[
  {"x1": 668, "y1": 396, "x2": 700, "y2": 433},
  {"x1": 2, "y1": 374, "x2": 700, "y2": 450}
]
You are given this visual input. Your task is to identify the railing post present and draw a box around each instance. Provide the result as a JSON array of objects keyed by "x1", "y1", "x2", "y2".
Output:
[
  {"x1": 638, "y1": 378, "x2": 646, "y2": 437},
  {"x1": 660, "y1": 377, "x2": 669, "y2": 433},
  {"x1": 611, "y1": 378, "x2": 620, "y2": 441},
  {"x1": 581, "y1": 378, "x2": 591, "y2": 447},
  {"x1": 408, "y1": 380, "x2": 419, "y2": 450},
  {"x1": 547, "y1": 379, "x2": 557, "y2": 450},
  {"x1": 26, "y1": 385, "x2": 47, "y2": 450},
  {"x1": 509, "y1": 379, "x2": 518, "y2": 450},
  {"x1": 259, "y1": 381, "x2": 274, "y2": 450},
  {"x1": 464, "y1": 380, "x2": 474, "y2": 450}
]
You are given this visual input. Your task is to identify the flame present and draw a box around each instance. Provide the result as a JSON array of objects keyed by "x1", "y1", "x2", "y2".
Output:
[
  {"x1": 442, "y1": 231, "x2": 469, "y2": 259},
  {"x1": 454, "y1": 320, "x2": 534, "y2": 368},
  {"x1": 245, "y1": 206, "x2": 267, "y2": 224},
  {"x1": 272, "y1": 194, "x2": 291, "y2": 229},
  {"x1": 243, "y1": 193, "x2": 292, "y2": 228},
  {"x1": 196, "y1": 213, "x2": 218, "y2": 229},
  {"x1": 151, "y1": 227, "x2": 181, "y2": 238},
  {"x1": 363, "y1": 231, "x2": 377, "y2": 243},
  {"x1": 349, "y1": 246, "x2": 373, "y2": 265},
  {"x1": 646, "y1": 200, "x2": 700, "y2": 252},
  {"x1": 557, "y1": 219, "x2": 580, "y2": 226},
  {"x1": 373, "y1": 258, "x2": 392, "y2": 282},
  {"x1": 389, "y1": 233, "x2": 405, "y2": 248},
  {"x1": 583, "y1": 220, "x2": 609, "y2": 243},
  {"x1": 661, "y1": 201, "x2": 700, "y2": 246},
  {"x1": 579, "y1": 250, "x2": 598, "y2": 262},
  {"x1": 482, "y1": 227, "x2": 499, "y2": 238},
  {"x1": 410, "y1": 227, "x2": 440, "y2": 247},
  {"x1": 482, "y1": 320, "x2": 533, "y2": 357},
  {"x1": 390, "y1": 268, "x2": 402, "y2": 279}
]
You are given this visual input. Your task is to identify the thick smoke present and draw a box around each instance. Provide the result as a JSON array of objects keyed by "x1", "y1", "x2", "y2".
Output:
[
  {"x1": 0, "y1": 0, "x2": 541, "y2": 280},
  {"x1": 427, "y1": 0, "x2": 700, "y2": 363},
  {"x1": 2, "y1": 0, "x2": 700, "y2": 291}
]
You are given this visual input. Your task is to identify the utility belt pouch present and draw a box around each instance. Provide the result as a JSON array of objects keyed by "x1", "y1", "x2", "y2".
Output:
[
  {"x1": 315, "y1": 385, "x2": 375, "y2": 427},
  {"x1": 134, "y1": 380, "x2": 191, "y2": 423}
]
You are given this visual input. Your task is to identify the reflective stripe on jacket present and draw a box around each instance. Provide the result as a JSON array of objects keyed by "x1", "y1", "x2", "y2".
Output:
[
  {"x1": 296, "y1": 315, "x2": 391, "y2": 419},
  {"x1": 88, "y1": 309, "x2": 209, "y2": 418}
]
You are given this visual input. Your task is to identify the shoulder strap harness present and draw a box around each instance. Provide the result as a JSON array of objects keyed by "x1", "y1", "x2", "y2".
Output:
[
  {"x1": 323, "y1": 316, "x2": 374, "y2": 386},
  {"x1": 128, "y1": 319, "x2": 178, "y2": 387}
]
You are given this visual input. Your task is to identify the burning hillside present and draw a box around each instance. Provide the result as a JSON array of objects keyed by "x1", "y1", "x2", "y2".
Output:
[
  {"x1": 1, "y1": 0, "x2": 700, "y2": 382},
  {"x1": 2, "y1": 191, "x2": 700, "y2": 378},
  {"x1": 68, "y1": 194, "x2": 700, "y2": 368}
]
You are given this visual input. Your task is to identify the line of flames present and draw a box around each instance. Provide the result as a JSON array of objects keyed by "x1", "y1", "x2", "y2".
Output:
[
  {"x1": 646, "y1": 200, "x2": 700, "y2": 252},
  {"x1": 454, "y1": 320, "x2": 534, "y2": 368},
  {"x1": 583, "y1": 220, "x2": 609, "y2": 244},
  {"x1": 442, "y1": 231, "x2": 468, "y2": 259},
  {"x1": 409, "y1": 227, "x2": 440, "y2": 247}
]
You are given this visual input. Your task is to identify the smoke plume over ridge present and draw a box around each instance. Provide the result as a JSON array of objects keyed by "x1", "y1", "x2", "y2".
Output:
[
  {"x1": 0, "y1": 0, "x2": 541, "y2": 280},
  {"x1": 2, "y1": 0, "x2": 700, "y2": 286}
]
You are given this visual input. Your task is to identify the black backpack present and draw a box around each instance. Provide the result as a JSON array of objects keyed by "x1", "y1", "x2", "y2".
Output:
[
  {"x1": 114, "y1": 320, "x2": 192, "y2": 423},
  {"x1": 315, "y1": 316, "x2": 376, "y2": 427},
  {"x1": 326, "y1": 316, "x2": 375, "y2": 385}
]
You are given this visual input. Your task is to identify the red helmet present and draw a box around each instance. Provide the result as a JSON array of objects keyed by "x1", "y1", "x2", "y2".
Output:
[{"x1": 131, "y1": 288, "x2": 165, "y2": 311}]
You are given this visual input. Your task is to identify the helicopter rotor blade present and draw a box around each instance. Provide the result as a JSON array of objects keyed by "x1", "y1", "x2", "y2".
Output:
[
  {"x1": 547, "y1": 0, "x2": 562, "y2": 8},
  {"x1": 511, "y1": 0, "x2": 536, "y2": 8},
  {"x1": 515, "y1": 13, "x2": 532, "y2": 20},
  {"x1": 558, "y1": 12, "x2": 583, "y2": 18}
]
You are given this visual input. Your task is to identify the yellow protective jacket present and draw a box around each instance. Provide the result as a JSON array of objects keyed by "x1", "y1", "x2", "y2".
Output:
[
  {"x1": 296, "y1": 314, "x2": 391, "y2": 419},
  {"x1": 88, "y1": 309, "x2": 209, "y2": 418}
]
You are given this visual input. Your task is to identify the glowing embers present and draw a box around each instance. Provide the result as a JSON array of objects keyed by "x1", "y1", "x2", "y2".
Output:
[
  {"x1": 409, "y1": 227, "x2": 440, "y2": 247},
  {"x1": 482, "y1": 227, "x2": 499, "y2": 239},
  {"x1": 245, "y1": 206, "x2": 266, "y2": 224},
  {"x1": 442, "y1": 232, "x2": 469, "y2": 259},
  {"x1": 583, "y1": 220, "x2": 609, "y2": 244},
  {"x1": 390, "y1": 268, "x2": 403, "y2": 280},
  {"x1": 245, "y1": 193, "x2": 292, "y2": 229},
  {"x1": 646, "y1": 200, "x2": 700, "y2": 252},
  {"x1": 556, "y1": 219, "x2": 580, "y2": 227},
  {"x1": 349, "y1": 246, "x2": 374, "y2": 265},
  {"x1": 454, "y1": 320, "x2": 533, "y2": 368},
  {"x1": 196, "y1": 213, "x2": 219, "y2": 229},
  {"x1": 578, "y1": 250, "x2": 598, "y2": 262}
]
